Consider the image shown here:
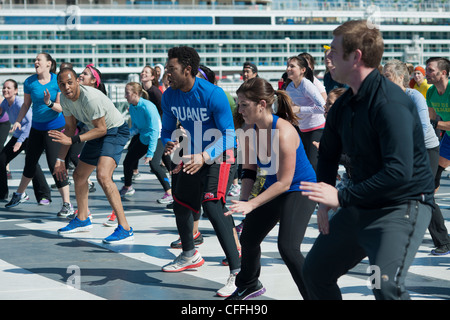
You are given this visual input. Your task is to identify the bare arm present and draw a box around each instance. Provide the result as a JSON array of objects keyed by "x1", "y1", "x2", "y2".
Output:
[
  {"x1": 226, "y1": 120, "x2": 298, "y2": 215},
  {"x1": 43, "y1": 90, "x2": 62, "y2": 113}
]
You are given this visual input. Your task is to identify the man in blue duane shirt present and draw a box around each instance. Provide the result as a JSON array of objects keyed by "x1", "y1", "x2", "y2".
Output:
[{"x1": 160, "y1": 46, "x2": 240, "y2": 297}]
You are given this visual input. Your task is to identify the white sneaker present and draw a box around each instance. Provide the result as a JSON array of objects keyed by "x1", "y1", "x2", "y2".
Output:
[
  {"x1": 119, "y1": 186, "x2": 135, "y2": 197},
  {"x1": 103, "y1": 211, "x2": 118, "y2": 227},
  {"x1": 157, "y1": 192, "x2": 173, "y2": 204},
  {"x1": 228, "y1": 184, "x2": 241, "y2": 197},
  {"x1": 216, "y1": 273, "x2": 237, "y2": 297},
  {"x1": 162, "y1": 250, "x2": 204, "y2": 272},
  {"x1": 57, "y1": 202, "x2": 74, "y2": 218}
]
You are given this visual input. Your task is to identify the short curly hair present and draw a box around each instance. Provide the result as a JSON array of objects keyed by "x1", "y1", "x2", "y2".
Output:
[{"x1": 167, "y1": 46, "x2": 200, "y2": 78}]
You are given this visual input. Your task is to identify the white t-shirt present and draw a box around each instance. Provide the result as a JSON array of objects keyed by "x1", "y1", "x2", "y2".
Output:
[
  {"x1": 60, "y1": 85, "x2": 124, "y2": 130},
  {"x1": 286, "y1": 78, "x2": 326, "y2": 132}
]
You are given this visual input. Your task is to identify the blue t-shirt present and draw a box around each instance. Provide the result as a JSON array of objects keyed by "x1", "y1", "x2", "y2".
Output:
[
  {"x1": 161, "y1": 77, "x2": 236, "y2": 160},
  {"x1": 257, "y1": 115, "x2": 316, "y2": 192},
  {"x1": 23, "y1": 73, "x2": 65, "y2": 130}
]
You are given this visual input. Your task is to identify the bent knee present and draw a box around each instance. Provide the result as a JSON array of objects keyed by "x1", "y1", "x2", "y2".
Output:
[
  {"x1": 73, "y1": 168, "x2": 88, "y2": 183},
  {"x1": 278, "y1": 242, "x2": 302, "y2": 259},
  {"x1": 96, "y1": 171, "x2": 113, "y2": 187}
]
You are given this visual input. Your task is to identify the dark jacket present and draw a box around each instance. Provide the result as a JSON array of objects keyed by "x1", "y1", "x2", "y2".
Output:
[
  {"x1": 145, "y1": 85, "x2": 163, "y2": 116},
  {"x1": 317, "y1": 69, "x2": 435, "y2": 209}
]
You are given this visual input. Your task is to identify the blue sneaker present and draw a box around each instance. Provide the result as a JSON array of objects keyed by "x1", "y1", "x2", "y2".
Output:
[
  {"x1": 58, "y1": 217, "x2": 93, "y2": 234},
  {"x1": 103, "y1": 225, "x2": 134, "y2": 244}
]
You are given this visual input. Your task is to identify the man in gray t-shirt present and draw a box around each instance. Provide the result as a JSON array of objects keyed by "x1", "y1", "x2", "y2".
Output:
[
  {"x1": 60, "y1": 84, "x2": 124, "y2": 131},
  {"x1": 49, "y1": 68, "x2": 133, "y2": 244}
]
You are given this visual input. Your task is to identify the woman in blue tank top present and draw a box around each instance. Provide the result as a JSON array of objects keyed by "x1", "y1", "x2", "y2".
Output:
[{"x1": 225, "y1": 77, "x2": 316, "y2": 300}]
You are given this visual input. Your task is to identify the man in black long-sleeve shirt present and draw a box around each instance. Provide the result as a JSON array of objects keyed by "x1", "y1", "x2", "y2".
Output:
[{"x1": 300, "y1": 20, "x2": 434, "y2": 300}]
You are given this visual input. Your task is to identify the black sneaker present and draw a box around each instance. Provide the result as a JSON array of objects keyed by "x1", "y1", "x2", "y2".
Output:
[
  {"x1": 170, "y1": 232, "x2": 204, "y2": 249},
  {"x1": 88, "y1": 181, "x2": 96, "y2": 193},
  {"x1": 5, "y1": 192, "x2": 29, "y2": 208},
  {"x1": 431, "y1": 244, "x2": 450, "y2": 255},
  {"x1": 226, "y1": 281, "x2": 266, "y2": 300}
]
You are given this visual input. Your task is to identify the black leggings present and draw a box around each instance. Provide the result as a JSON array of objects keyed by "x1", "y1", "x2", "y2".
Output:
[
  {"x1": 23, "y1": 127, "x2": 69, "y2": 189},
  {"x1": 0, "y1": 121, "x2": 10, "y2": 154},
  {"x1": 123, "y1": 135, "x2": 170, "y2": 191},
  {"x1": 171, "y1": 152, "x2": 240, "y2": 272},
  {"x1": 0, "y1": 136, "x2": 51, "y2": 201},
  {"x1": 174, "y1": 199, "x2": 239, "y2": 271},
  {"x1": 299, "y1": 129, "x2": 323, "y2": 174},
  {"x1": 427, "y1": 146, "x2": 450, "y2": 247},
  {"x1": 236, "y1": 190, "x2": 316, "y2": 299}
]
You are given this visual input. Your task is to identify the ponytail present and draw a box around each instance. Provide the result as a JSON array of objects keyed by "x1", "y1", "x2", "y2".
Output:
[
  {"x1": 236, "y1": 77, "x2": 299, "y2": 126},
  {"x1": 274, "y1": 90, "x2": 299, "y2": 125},
  {"x1": 49, "y1": 57, "x2": 57, "y2": 74},
  {"x1": 97, "y1": 82, "x2": 108, "y2": 95},
  {"x1": 141, "y1": 89, "x2": 149, "y2": 100},
  {"x1": 304, "y1": 66, "x2": 314, "y2": 83}
]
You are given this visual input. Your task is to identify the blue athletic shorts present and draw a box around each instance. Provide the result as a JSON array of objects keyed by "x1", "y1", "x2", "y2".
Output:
[
  {"x1": 79, "y1": 122, "x2": 129, "y2": 166},
  {"x1": 439, "y1": 133, "x2": 450, "y2": 161}
]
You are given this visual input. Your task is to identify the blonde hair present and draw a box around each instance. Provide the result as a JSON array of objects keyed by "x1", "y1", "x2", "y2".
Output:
[
  {"x1": 126, "y1": 82, "x2": 149, "y2": 100},
  {"x1": 383, "y1": 59, "x2": 410, "y2": 88}
]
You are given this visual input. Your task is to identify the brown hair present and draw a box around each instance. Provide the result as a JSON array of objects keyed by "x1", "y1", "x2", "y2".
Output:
[
  {"x1": 333, "y1": 20, "x2": 384, "y2": 69},
  {"x1": 325, "y1": 87, "x2": 347, "y2": 116},
  {"x1": 142, "y1": 65, "x2": 159, "y2": 87},
  {"x1": 426, "y1": 57, "x2": 450, "y2": 76},
  {"x1": 287, "y1": 55, "x2": 314, "y2": 83},
  {"x1": 328, "y1": 87, "x2": 347, "y2": 101},
  {"x1": 4, "y1": 79, "x2": 18, "y2": 91},
  {"x1": 39, "y1": 52, "x2": 57, "y2": 74},
  {"x1": 236, "y1": 77, "x2": 299, "y2": 125},
  {"x1": 298, "y1": 52, "x2": 315, "y2": 70}
]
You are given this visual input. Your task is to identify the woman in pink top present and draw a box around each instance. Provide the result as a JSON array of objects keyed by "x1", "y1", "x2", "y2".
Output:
[{"x1": 285, "y1": 55, "x2": 326, "y2": 173}]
